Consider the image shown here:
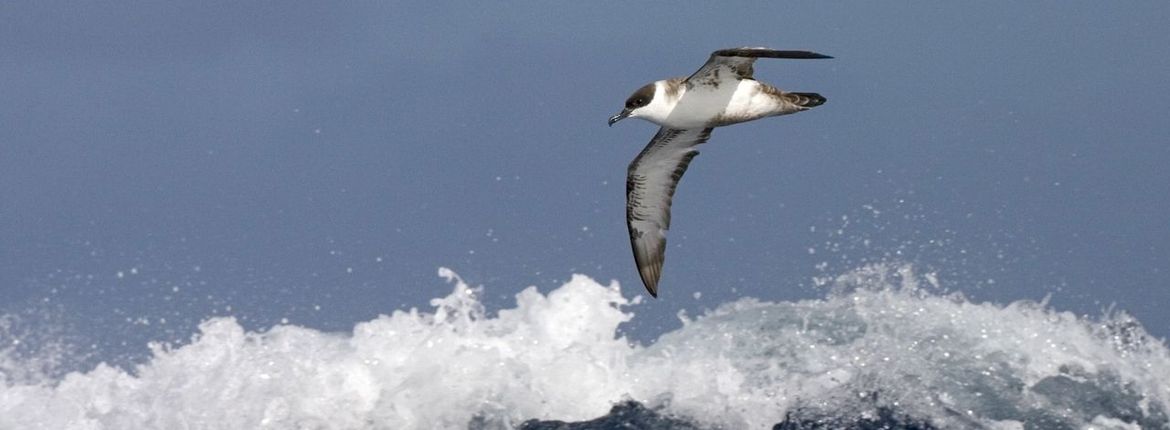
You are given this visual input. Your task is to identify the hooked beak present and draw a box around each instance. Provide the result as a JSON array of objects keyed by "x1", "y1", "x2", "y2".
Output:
[{"x1": 608, "y1": 109, "x2": 631, "y2": 127}]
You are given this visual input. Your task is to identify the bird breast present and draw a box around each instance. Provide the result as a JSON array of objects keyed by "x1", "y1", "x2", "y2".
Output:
[{"x1": 662, "y1": 80, "x2": 780, "y2": 129}]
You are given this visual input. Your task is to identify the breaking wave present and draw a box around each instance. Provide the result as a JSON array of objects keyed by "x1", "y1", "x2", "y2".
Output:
[{"x1": 2, "y1": 264, "x2": 1168, "y2": 429}]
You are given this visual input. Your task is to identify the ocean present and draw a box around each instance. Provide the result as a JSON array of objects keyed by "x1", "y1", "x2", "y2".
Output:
[{"x1": 2, "y1": 264, "x2": 1167, "y2": 429}]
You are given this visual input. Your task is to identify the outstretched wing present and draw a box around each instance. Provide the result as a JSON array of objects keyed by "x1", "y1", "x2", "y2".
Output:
[
  {"x1": 685, "y1": 47, "x2": 832, "y2": 87},
  {"x1": 626, "y1": 127, "x2": 714, "y2": 297}
]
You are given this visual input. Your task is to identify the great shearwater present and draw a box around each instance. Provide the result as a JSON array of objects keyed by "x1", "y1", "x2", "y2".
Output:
[{"x1": 608, "y1": 47, "x2": 831, "y2": 298}]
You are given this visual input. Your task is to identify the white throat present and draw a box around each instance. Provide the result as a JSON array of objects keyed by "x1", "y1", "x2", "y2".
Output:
[{"x1": 627, "y1": 81, "x2": 681, "y2": 125}]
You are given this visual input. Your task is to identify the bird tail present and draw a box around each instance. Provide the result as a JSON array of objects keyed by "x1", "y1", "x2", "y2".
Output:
[{"x1": 787, "y1": 92, "x2": 826, "y2": 108}]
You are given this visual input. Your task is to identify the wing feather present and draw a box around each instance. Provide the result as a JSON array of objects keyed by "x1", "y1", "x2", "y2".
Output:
[
  {"x1": 685, "y1": 47, "x2": 833, "y2": 87},
  {"x1": 626, "y1": 127, "x2": 714, "y2": 297}
]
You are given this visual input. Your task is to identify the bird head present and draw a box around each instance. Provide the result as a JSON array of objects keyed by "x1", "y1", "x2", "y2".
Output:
[{"x1": 608, "y1": 82, "x2": 658, "y2": 126}]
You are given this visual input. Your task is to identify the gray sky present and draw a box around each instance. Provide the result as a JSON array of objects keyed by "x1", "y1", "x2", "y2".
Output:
[{"x1": 3, "y1": 2, "x2": 1169, "y2": 367}]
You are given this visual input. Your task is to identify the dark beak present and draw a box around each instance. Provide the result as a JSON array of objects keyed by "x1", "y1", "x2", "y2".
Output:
[{"x1": 608, "y1": 109, "x2": 631, "y2": 127}]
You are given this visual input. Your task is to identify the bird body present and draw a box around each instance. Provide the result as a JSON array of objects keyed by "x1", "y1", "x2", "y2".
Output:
[
  {"x1": 630, "y1": 78, "x2": 819, "y2": 129},
  {"x1": 609, "y1": 47, "x2": 831, "y2": 297}
]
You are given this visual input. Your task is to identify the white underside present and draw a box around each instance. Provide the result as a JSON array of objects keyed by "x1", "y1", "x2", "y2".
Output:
[{"x1": 647, "y1": 80, "x2": 782, "y2": 129}]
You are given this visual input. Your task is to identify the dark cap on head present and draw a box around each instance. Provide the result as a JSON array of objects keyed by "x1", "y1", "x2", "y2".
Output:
[
  {"x1": 609, "y1": 83, "x2": 656, "y2": 126},
  {"x1": 624, "y1": 83, "x2": 656, "y2": 109}
]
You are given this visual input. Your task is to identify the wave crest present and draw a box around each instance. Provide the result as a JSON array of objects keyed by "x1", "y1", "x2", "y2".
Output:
[{"x1": 2, "y1": 264, "x2": 1167, "y2": 429}]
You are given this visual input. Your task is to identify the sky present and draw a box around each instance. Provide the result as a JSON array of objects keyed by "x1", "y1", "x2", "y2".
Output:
[{"x1": 3, "y1": 2, "x2": 1169, "y2": 369}]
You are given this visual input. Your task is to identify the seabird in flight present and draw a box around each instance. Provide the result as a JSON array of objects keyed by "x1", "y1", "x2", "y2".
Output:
[{"x1": 608, "y1": 47, "x2": 831, "y2": 298}]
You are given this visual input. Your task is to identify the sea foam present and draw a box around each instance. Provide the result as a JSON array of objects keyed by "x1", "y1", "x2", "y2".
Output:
[{"x1": 1, "y1": 264, "x2": 1167, "y2": 429}]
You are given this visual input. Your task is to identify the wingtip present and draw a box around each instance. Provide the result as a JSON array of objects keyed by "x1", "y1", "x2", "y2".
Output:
[
  {"x1": 640, "y1": 273, "x2": 660, "y2": 298},
  {"x1": 713, "y1": 48, "x2": 834, "y2": 60},
  {"x1": 791, "y1": 51, "x2": 833, "y2": 59}
]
